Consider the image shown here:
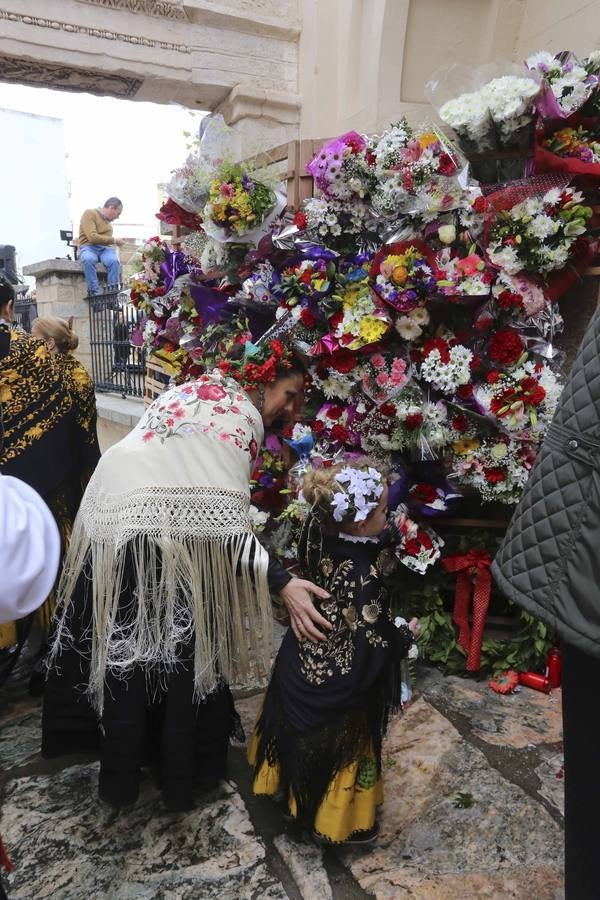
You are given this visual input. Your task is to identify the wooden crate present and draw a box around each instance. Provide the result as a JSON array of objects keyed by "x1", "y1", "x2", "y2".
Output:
[{"x1": 144, "y1": 356, "x2": 171, "y2": 408}]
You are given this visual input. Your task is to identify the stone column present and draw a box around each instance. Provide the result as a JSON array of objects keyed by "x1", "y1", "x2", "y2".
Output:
[{"x1": 22, "y1": 258, "x2": 105, "y2": 374}]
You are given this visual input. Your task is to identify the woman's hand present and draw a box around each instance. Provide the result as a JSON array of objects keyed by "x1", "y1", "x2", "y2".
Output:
[{"x1": 280, "y1": 578, "x2": 333, "y2": 643}]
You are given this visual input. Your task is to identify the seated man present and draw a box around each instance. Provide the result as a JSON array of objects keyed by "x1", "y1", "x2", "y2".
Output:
[{"x1": 79, "y1": 197, "x2": 123, "y2": 295}]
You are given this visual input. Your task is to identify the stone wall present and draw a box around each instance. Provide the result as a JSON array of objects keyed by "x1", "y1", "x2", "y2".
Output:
[
  {"x1": 22, "y1": 258, "x2": 94, "y2": 373},
  {"x1": 298, "y1": 0, "x2": 600, "y2": 138}
]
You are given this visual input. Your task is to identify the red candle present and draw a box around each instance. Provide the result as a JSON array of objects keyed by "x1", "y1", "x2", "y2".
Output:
[
  {"x1": 518, "y1": 671, "x2": 551, "y2": 693},
  {"x1": 546, "y1": 648, "x2": 562, "y2": 689}
]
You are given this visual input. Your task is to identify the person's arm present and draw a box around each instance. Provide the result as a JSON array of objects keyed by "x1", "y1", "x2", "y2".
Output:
[{"x1": 79, "y1": 210, "x2": 113, "y2": 246}]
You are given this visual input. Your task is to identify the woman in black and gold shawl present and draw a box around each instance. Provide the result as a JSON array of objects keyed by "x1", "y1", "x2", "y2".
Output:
[{"x1": 31, "y1": 316, "x2": 100, "y2": 501}]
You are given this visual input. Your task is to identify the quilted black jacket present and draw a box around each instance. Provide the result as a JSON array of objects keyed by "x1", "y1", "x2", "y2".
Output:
[{"x1": 493, "y1": 307, "x2": 600, "y2": 658}]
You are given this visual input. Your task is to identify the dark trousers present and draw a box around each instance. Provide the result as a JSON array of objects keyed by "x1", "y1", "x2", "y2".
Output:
[{"x1": 562, "y1": 642, "x2": 600, "y2": 898}]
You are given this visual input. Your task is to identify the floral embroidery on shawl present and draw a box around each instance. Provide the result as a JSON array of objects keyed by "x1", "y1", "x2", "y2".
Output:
[{"x1": 140, "y1": 373, "x2": 259, "y2": 459}]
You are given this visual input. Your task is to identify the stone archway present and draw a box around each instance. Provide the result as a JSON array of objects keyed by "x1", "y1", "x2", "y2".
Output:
[{"x1": 0, "y1": 0, "x2": 302, "y2": 151}]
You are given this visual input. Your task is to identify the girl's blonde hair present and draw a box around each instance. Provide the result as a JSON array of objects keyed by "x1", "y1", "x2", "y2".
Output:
[
  {"x1": 32, "y1": 316, "x2": 79, "y2": 353},
  {"x1": 302, "y1": 459, "x2": 386, "y2": 531}
]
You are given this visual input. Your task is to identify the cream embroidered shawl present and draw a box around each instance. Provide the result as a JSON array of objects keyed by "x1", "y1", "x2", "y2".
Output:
[{"x1": 51, "y1": 371, "x2": 271, "y2": 711}]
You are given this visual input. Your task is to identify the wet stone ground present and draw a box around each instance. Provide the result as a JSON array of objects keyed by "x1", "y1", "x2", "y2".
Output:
[{"x1": 0, "y1": 657, "x2": 564, "y2": 900}]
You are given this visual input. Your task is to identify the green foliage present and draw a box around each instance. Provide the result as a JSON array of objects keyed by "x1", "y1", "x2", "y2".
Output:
[
  {"x1": 388, "y1": 526, "x2": 552, "y2": 677},
  {"x1": 453, "y1": 791, "x2": 474, "y2": 809}
]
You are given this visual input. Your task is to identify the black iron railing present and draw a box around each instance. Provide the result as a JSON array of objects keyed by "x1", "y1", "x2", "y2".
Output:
[{"x1": 88, "y1": 287, "x2": 147, "y2": 399}]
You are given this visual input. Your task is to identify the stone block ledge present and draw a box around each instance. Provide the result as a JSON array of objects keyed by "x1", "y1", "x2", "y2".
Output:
[{"x1": 96, "y1": 392, "x2": 144, "y2": 428}]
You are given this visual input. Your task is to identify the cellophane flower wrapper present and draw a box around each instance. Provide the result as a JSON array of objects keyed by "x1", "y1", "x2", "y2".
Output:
[
  {"x1": 388, "y1": 505, "x2": 444, "y2": 574},
  {"x1": 166, "y1": 113, "x2": 236, "y2": 214},
  {"x1": 483, "y1": 174, "x2": 593, "y2": 277},
  {"x1": 307, "y1": 131, "x2": 377, "y2": 202},
  {"x1": 451, "y1": 436, "x2": 538, "y2": 503},
  {"x1": 371, "y1": 120, "x2": 469, "y2": 223},
  {"x1": 369, "y1": 240, "x2": 439, "y2": 313},
  {"x1": 528, "y1": 51, "x2": 599, "y2": 120},
  {"x1": 535, "y1": 123, "x2": 600, "y2": 178},
  {"x1": 202, "y1": 187, "x2": 286, "y2": 244},
  {"x1": 426, "y1": 62, "x2": 542, "y2": 183}
]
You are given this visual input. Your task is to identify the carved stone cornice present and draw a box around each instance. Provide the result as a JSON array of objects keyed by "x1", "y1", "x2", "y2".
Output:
[
  {"x1": 0, "y1": 55, "x2": 142, "y2": 98},
  {"x1": 0, "y1": 8, "x2": 190, "y2": 53},
  {"x1": 75, "y1": 0, "x2": 187, "y2": 19}
]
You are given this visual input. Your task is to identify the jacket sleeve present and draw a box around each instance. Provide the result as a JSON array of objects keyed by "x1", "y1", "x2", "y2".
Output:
[
  {"x1": 267, "y1": 553, "x2": 292, "y2": 594},
  {"x1": 80, "y1": 210, "x2": 113, "y2": 246}
]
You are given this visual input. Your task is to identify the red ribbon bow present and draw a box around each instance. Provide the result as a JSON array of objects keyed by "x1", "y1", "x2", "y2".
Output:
[{"x1": 442, "y1": 549, "x2": 492, "y2": 671}]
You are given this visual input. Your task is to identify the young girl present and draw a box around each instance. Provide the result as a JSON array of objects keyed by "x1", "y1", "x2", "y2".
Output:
[{"x1": 248, "y1": 462, "x2": 419, "y2": 845}]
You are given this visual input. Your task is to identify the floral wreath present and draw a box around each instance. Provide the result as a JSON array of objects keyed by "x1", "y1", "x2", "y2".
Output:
[
  {"x1": 331, "y1": 466, "x2": 384, "y2": 523},
  {"x1": 219, "y1": 339, "x2": 293, "y2": 389}
]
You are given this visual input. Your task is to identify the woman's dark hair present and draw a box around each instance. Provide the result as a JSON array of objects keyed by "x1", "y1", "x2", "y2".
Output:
[
  {"x1": 277, "y1": 347, "x2": 307, "y2": 381},
  {"x1": 0, "y1": 275, "x2": 15, "y2": 312}
]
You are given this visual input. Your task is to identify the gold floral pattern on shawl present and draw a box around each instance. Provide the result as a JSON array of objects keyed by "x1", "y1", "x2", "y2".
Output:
[
  {"x1": 0, "y1": 331, "x2": 72, "y2": 463},
  {"x1": 298, "y1": 550, "x2": 391, "y2": 686}
]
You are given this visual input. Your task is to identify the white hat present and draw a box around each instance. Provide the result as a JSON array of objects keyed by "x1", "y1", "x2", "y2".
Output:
[{"x1": 0, "y1": 475, "x2": 60, "y2": 624}]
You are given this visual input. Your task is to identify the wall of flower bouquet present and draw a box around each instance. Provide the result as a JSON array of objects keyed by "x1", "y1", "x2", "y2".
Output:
[{"x1": 129, "y1": 50, "x2": 600, "y2": 677}]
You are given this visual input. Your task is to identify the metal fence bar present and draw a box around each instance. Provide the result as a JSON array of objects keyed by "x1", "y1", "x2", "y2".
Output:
[
  {"x1": 88, "y1": 286, "x2": 146, "y2": 399},
  {"x1": 13, "y1": 297, "x2": 37, "y2": 332}
]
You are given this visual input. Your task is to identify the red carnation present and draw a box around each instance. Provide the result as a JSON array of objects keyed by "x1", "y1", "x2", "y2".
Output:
[
  {"x1": 456, "y1": 384, "x2": 474, "y2": 400},
  {"x1": 270, "y1": 340, "x2": 286, "y2": 358},
  {"x1": 472, "y1": 195, "x2": 488, "y2": 213},
  {"x1": 329, "y1": 310, "x2": 344, "y2": 331},
  {"x1": 294, "y1": 210, "x2": 308, "y2": 229},
  {"x1": 330, "y1": 349, "x2": 357, "y2": 374},
  {"x1": 299, "y1": 308, "x2": 317, "y2": 328},
  {"x1": 379, "y1": 402, "x2": 397, "y2": 418},
  {"x1": 423, "y1": 337, "x2": 450, "y2": 364},
  {"x1": 411, "y1": 483, "x2": 438, "y2": 504},
  {"x1": 438, "y1": 152, "x2": 457, "y2": 176},
  {"x1": 522, "y1": 378, "x2": 546, "y2": 405},
  {"x1": 326, "y1": 405, "x2": 344, "y2": 420},
  {"x1": 452, "y1": 414, "x2": 469, "y2": 432},
  {"x1": 497, "y1": 290, "x2": 523, "y2": 310},
  {"x1": 404, "y1": 539, "x2": 422, "y2": 556},
  {"x1": 405, "y1": 412, "x2": 423, "y2": 430},
  {"x1": 346, "y1": 136, "x2": 364, "y2": 155},
  {"x1": 419, "y1": 531, "x2": 433, "y2": 550},
  {"x1": 484, "y1": 467, "x2": 506, "y2": 484},
  {"x1": 313, "y1": 420, "x2": 325, "y2": 434},
  {"x1": 486, "y1": 370, "x2": 502, "y2": 384},
  {"x1": 331, "y1": 424, "x2": 350, "y2": 443},
  {"x1": 489, "y1": 330, "x2": 525, "y2": 365},
  {"x1": 155, "y1": 197, "x2": 202, "y2": 230},
  {"x1": 470, "y1": 354, "x2": 482, "y2": 372}
]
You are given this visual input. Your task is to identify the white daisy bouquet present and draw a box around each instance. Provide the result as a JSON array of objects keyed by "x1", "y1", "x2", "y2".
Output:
[
  {"x1": 417, "y1": 336, "x2": 474, "y2": 395},
  {"x1": 427, "y1": 63, "x2": 541, "y2": 182},
  {"x1": 486, "y1": 182, "x2": 593, "y2": 276}
]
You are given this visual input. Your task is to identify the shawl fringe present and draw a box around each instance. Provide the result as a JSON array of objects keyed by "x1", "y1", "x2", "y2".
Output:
[{"x1": 50, "y1": 516, "x2": 272, "y2": 713}]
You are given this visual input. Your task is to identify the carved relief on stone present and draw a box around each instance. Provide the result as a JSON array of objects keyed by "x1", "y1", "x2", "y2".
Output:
[
  {"x1": 75, "y1": 0, "x2": 187, "y2": 19},
  {"x1": 201, "y1": 0, "x2": 299, "y2": 18},
  {"x1": 0, "y1": 9, "x2": 190, "y2": 53},
  {"x1": 0, "y1": 55, "x2": 143, "y2": 98}
]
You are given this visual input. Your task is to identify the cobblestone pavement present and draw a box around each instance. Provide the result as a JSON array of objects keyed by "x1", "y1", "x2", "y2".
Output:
[{"x1": 0, "y1": 661, "x2": 564, "y2": 900}]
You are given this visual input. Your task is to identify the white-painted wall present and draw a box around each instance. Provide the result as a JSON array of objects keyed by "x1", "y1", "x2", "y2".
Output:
[{"x1": 0, "y1": 107, "x2": 70, "y2": 277}]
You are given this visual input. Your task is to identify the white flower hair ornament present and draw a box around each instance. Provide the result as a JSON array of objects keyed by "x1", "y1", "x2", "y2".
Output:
[{"x1": 331, "y1": 466, "x2": 384, "y2": 524}]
